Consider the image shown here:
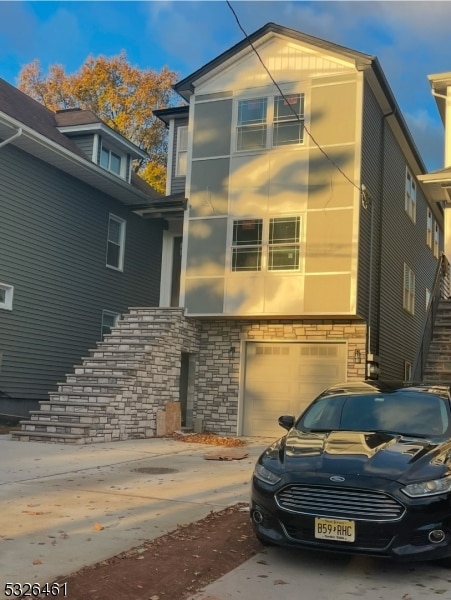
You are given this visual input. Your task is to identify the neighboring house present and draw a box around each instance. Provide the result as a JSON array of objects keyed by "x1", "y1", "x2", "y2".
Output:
[
  {"x1": 153, "y1": 22, "x2": 445, "y2": 437},
  {"x1": 419, "y1": 72, "x2": 451, "y2": 263},
  {"x1": 0, "y1": 78, "x2": 183, "y2": 418}
]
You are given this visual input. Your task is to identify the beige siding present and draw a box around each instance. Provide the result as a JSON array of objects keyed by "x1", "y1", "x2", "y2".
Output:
[
  {"x1": 304, "y1": 274, "x2": 352, "y2": 313},
  {"x1": 304, "y1": 209, "x2": 353, "y2": 272},
  {"x1": 190, "y1": 158, "x2": 230, "y2": 217},
  {"x1": 192, "y1": 100, "x2": 233, "y2": 159},
  {"x1": 310, "y1": 77, "x2": 357, "y2": 146}
]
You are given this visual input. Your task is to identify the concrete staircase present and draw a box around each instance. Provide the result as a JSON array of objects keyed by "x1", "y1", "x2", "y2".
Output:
[
  {"x1": 12, "y1": 307, "x2": 199, "y2": 444},
  {"x1": 422, "y1": 299, "x2": 451, "y2": 384}
]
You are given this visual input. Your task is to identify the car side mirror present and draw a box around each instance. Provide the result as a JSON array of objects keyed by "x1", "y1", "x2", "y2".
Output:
[{"x1": 278, "y1": 415, "x2": 295, "y2": 431}]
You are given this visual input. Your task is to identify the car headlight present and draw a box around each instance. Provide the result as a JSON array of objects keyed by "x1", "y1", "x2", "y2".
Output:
[
  {"x1": 402, "y1": 475, "x2": 451, "y2": 498},
  {"x1": 254, "y1": 463, "x2": 282, "y2": 485}
]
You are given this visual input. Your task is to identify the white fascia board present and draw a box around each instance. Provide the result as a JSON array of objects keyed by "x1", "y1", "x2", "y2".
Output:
[
  {"x1": 57, "y1": 122, "x2": 147, "y2": 159},
  {"x1": 0, "y1": 112, "x2": 153, "y2": 204}
]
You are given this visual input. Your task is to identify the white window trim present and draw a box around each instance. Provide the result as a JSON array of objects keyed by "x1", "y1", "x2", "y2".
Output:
[
  {"x1": 405, "y1": 167, "x2": 417, "y2": 224},
  {"x1": 403, "y1": 263, "x2": 415, "y2": 315},
  {"x1": 0, "y1": 282, "x2": 14, "y2": 310},
  {"x1": 106, "y1": 214, "x2": 126, "y2": 271},
  {"x1": 426, "y1": 209, "x2": 433, "y2": 248},
  {"x1": 175, "y1": 125, "x2": 188, "y2": 177},
  {"x1": 434, "y1": 222, "x2": 440, "y2": 258},
  {"x1": 99, "y1": 142, "x2": 128, "y2": 180},
  {"x1": 101, "y1": 310, "x2": 120, "y2": 338},
  {"x1": 404, "y1": 361, "x2": 412, "y2": 382},
  {"x1": 233, "y1": 92, "x2": 305, "y2": 154},
  {"x1": 230, "y1": 215, "x2": 302, "y2": 273}
]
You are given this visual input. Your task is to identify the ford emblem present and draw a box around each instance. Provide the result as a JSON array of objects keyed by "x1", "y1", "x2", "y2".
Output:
[{"x1": 330, "y1": 476, "x2": 345, "y2": 482}]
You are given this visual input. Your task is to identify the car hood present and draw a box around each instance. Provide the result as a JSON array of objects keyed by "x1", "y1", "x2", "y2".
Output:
[{"x1": 265, "y1": 429, "x2": 451, "y2": 483}]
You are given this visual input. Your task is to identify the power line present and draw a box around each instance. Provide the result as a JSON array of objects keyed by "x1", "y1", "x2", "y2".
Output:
[{"x1": 225, "y1": 0, "x2": 364, "y2": 196}]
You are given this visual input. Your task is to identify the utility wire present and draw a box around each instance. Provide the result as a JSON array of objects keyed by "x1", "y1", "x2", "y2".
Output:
[{"x1": 226, "y1": 0, "x2": 365, "y2": 196}]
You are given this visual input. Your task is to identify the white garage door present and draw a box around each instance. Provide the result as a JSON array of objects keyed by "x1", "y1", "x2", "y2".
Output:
[{"x1": 242, "y1": 342, "x2": 347, "y2": 437}]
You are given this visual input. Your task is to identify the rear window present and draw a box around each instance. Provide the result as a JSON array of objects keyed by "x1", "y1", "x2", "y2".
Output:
[{"x1": 299, "y1": 392, "x2": 449, "y2": 437}]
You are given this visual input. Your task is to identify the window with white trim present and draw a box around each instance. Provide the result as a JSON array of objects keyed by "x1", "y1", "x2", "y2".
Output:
[
  {"x1": 106, "y1": 214, "x2": 126, "y2": 271},
  {"x1": 100, "y1": 144, "x2": 125, "y2": 178},
  {"x1": 0, "y1": 282, "x2": 14, "y2": 310},
  {"x1": 404, "y1": 361, "x2": 412, "y2": 382},
  {"x1": 175, "y1": 126, "x2": 188, "y2": 177},
  {"x1": 426, "y1": 209, "x2": 433, "y2": 248},
  {"x1": 236, "y1": 94, "x2": 304, "y2": 152},
  {"x1": 426, "y1": 288, "x2": 431, "y2": 310},
  {"x1": 403, "y1": 263, "x2": 415, "y2": 315},
  {"x1": 434, "y1": 222, "x2": 440, "y2": 258},
  {"x1": 231, "y1": 216, "x2": 301, "y2": 272},
  {"x1": 101, "y1": 310, "x2": 120, "y2": 338},
  {"x1": 405, "y1": 168, "x2": 416, "y2": 223}
]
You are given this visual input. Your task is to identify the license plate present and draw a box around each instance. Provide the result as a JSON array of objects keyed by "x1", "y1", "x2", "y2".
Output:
[{"x1": 314, "y1": 518, "x2": 355, "y2": 542}]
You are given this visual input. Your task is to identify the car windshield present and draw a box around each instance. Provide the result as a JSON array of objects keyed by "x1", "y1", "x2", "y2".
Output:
[{"x1": 298, "y1": 391, "x2": 450, "y2": 437}]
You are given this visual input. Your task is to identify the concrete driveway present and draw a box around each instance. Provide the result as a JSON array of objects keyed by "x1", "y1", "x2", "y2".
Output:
[
  {"x1": 189, "y1": 544, "x2": 451, "y2": 600},
  {"x1": 0, "y1": 434, "x2": 270, "y2": 597}
]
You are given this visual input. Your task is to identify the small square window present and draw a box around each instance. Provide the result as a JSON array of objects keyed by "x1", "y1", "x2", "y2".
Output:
[
  {"x1": 101, "y1": 310, "x2": 120, "y2": 338},
  {"x1": 0, "y1": 283, "x2": 14, "y2": 310}
]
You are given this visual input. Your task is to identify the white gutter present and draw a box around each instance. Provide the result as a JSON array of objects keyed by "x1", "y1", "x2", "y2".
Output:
[{"x1": 0, "y1": 126, "x2": 22, "y2": 148}]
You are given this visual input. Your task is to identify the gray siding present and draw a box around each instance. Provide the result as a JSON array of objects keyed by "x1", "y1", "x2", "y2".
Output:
[
  {"x1": 378, "y1": 126, "x2": 440, "y2": 379},
  {"x1": 69, "y1": 134, "x2": 95, "y2": 160},
  {"x1": 0, "y1": 144, "x2": 163, "y2": 408},
  {"x1": 359, "y1": 81, "x2": 384, "y2": 353}
]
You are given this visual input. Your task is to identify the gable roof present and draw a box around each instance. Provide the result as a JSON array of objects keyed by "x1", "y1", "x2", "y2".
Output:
[
  {"x1": 174, "y1": 22, "x2": 373, "y2": 100},
  {"x1": 172, "y1": 21, "x2": 428, "y2": 178},
  {"x1": 0, "y1": 78, "x2": 161, "y2": 204}
]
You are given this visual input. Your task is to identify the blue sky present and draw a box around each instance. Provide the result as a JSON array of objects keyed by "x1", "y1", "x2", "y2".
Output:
[{"x1": 0, "y1": 1, "x2": 450, "y2": 171}]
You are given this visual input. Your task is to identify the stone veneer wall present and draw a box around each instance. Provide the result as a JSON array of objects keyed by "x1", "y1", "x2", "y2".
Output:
[{"x1": 193, "y1": 319, "x2": 367, "y2": 436}]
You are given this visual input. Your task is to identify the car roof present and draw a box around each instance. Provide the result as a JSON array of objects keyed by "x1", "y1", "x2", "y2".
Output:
[{"x1": 319, "y1": 381, "x2": 451, "y2": 399}]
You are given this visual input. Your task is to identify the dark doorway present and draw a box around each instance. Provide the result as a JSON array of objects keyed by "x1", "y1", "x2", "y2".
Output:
[
  {"x1": 170, "y1": 236, "x2": 182, "y2": 307},
  {"x1": 179, "y1": 352, "x2": 190, "y2": 426}
]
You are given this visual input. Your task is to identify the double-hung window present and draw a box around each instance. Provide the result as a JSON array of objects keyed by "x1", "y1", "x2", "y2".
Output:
[
  {"x1": 100, "y1": 144, "x2": 124, "y2": 177},
  {"x1": 236, "y1": 94, "x2": 304, "y2": 151},
  {"x1": 106, "y1": 214, "x2": 126, "y2": 271},
  {"x1": 176, "y1": 126, "x2": 188, "y2": 177},
  {"x1": 403, "y1": 263, "x2": 415, "y2": 315},
  {"x1": 232, "y1": 216, "x2": 301, "y2": 272},
  {"x1": 405, "y1": 168, "x2": 417, "y2": 223},
  {"x1": 273, "y1": 94, "x2": 304, "y2": 146},
  {"x1": 232, "y1": 219, "x2": 263, "y2": 271},
  {"x1": 434, "y1": 222, "x2": 440, "y2": 258},
  {"x1": 426, "y1": 209, "x2": 433, "y2": 248}
]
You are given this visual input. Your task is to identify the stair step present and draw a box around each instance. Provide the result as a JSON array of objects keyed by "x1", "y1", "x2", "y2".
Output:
[
  {"x1": 29, "y1": 411, "x2": 103, "y2": 424},
  {"x1": 43, "y1": 399, "x2": 111, "y2": 410},
  {"x1": 11, "y1": 430, "x2": 86, "y2": 444},
  {"x1": 18, "y1": 420, "x2": 91, "y2": 435}
]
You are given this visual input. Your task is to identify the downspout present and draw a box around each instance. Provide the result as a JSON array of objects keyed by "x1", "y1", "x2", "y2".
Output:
[{"x1": 0, "y1": 126, "x2": 23, "y2": 149}]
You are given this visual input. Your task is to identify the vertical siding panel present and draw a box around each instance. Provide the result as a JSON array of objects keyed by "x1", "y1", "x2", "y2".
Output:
[{"x1": 0, "y1": 144, "x2": 162, "y2": 409}]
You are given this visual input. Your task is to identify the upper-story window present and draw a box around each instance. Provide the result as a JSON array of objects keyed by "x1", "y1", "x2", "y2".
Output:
[
  {"x1": 405, "y1": 168, "x2": 417, "y2": 223},
  {"x1": 232, "y1": 216, "x2": 301, "y2": 272},
  {"x1": 176, "y1": 126, "x2": 188, "y2": 177},
  {"x1": 100, "y1": 143, "x2": 126, "y2": 178},
  {"x1": 0, "y1": 282, "x2": 14, "y2": 310},
  {"x1": 434, "y1": 222, "x2": 440, "y2": 258},
  {"x1": 106, "y1": 214, "x2": 126, "y2": 271},
  {"x1": 236, "y1": 94, "x2": 304, "y2": 152},
  {"x1": 426, "y1": 209, "x2": 433, "y2": 248},
  {"x1": 403, "y1": 263, "x2": 415, "y2": 315}
]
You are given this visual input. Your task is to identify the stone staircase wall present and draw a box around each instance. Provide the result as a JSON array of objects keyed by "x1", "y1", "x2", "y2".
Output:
[
  {"x1": 12, "y1": 308, "x2": 200, "y2": 444},
  {"x1": 423, "y1": 299, "x2": 451, "y2": 384}
]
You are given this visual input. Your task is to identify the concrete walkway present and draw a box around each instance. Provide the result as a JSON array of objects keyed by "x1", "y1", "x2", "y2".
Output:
[{"x1": 0, "y1": 434, "x2": 270, "y2": 596}]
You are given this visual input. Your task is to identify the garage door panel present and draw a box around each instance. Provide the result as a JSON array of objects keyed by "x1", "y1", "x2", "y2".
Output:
[{"x1": 243, "y1": 342, "x2": 346, "y2": 436}]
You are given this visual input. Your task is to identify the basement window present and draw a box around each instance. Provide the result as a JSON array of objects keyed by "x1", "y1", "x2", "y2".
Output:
[{"x1": 0, "y1": 283, "x2": 14, "y2": 310}]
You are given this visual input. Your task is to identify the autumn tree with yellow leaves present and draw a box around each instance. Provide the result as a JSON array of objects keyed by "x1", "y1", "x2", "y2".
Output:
[{"x1": 18, "y1": 53, "x2": 178, "y2": 193}]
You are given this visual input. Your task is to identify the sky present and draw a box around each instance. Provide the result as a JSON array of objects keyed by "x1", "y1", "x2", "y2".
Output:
[{"x1": 0, "y1": 0, "x2": 450, "y2": 172}]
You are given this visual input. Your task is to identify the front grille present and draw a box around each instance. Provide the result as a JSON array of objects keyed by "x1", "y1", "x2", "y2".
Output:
[{"x1": 276, "y1": 485, "x2": 404, "y2": 521}]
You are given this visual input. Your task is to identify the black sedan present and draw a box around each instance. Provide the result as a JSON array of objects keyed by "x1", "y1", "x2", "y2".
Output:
[{"x1": 250, "y1": 381, "x2": 451, "y2": 562}]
